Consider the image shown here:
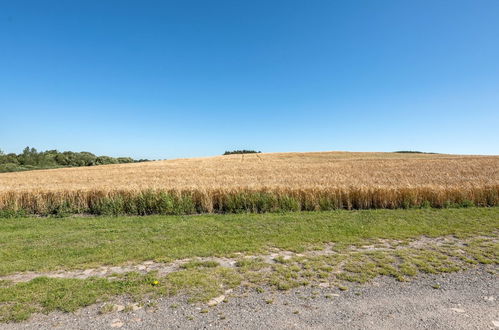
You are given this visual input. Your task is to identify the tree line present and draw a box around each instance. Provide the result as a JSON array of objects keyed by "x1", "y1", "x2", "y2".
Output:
[
  {"x1": 0, "y1": 147, "x2": 149, "y2": 173},
  {"x1": 223, "y1": 150, "x2": 261, "y2": 155}
]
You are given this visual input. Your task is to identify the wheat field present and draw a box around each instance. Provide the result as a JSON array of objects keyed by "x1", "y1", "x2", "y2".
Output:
[{"x1": 1, "y1": 152, "x2": 498, "y2": 215}]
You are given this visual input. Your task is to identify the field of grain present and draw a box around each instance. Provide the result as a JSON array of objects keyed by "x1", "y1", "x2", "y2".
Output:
[{"x1": 1, "y1": 152, "x2": 498, "y2": 215}]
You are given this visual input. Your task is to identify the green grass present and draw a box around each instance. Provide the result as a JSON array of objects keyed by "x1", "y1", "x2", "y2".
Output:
[
  {"x1": 0, "y1": 268, "x2": 241, "y2": 322},
  {"x1": 180, "y1": 260, "x2": 220, "y2": 269},
  {"x1": 0, "y1": 208, "x2": 498, "y2": 275},
  {"x1": 0, "y1": 208, "x2": 497, "y2": 322}
]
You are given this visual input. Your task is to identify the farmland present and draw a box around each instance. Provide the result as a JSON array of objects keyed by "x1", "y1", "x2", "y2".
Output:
[{"x1": 0, "y1": 151, "x2": 498, "y2": 216}]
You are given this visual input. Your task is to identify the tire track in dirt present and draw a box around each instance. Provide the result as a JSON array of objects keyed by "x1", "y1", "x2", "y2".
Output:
[{"x1": 1, "y1": 235, "x2": 490, "y2": 283}]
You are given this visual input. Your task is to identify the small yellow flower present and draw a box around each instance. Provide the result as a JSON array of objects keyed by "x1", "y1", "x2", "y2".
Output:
[{"x1": 152, "y1": 280, "x2": 159, "y2": 286}]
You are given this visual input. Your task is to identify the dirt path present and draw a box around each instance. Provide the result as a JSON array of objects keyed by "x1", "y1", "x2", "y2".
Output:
[
  {"x1": 0, "y1": 236, "x2": 482, "y2": 283},
  {"x1": 1, "y1": 235, "x2": 480, "y2": 283},
  {"x1": 3, "y1": 268, "x2": 497, "y2": 330}
]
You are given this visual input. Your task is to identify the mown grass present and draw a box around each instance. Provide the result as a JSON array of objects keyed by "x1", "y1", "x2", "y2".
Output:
[
  {"x1": 0, "y1": 268, "x2": 242, "y2": 322},
  {"x1": 0, "y1": 208, "x2": 497, "y2": 322},
  {"x1": 1, "y1": 208, "x2": 498, "y2": 275}
]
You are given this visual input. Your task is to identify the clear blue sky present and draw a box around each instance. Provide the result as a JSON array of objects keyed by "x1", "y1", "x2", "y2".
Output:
[{"x1": 1, "y1": 0, "x2": 498, "y2": 159}]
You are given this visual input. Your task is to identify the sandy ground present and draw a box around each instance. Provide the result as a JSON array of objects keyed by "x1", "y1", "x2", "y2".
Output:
[{"x1": 2, "y1": 267, "x2": 498, "y2": 330}]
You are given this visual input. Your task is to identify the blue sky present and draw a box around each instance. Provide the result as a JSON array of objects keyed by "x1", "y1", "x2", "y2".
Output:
[{"x1": 1, "y1": 0, "x2": 498, "y2": 159}]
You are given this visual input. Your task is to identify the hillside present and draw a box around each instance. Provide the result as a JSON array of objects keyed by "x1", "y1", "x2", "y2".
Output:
[
  {"x1": 1, "y1": 151, "x2": 498, "y2": 191},
  {"x1": 0, "y1": 151, "x2": 498, "y2": 215}
]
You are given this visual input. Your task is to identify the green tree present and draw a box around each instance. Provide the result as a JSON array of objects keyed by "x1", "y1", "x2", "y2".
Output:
[
  {"x1": 117, "y1": 157, "x2": 134, "y2": 164},
  {"x1": 0, "y1": 146, "x2": 146, "y2": 173},
  {"x1": 19, "y1": 147, "x2": 38, "y2": 166},
  {"x1": 96, "y1": 156, "x2": 118, "y2": 165}
]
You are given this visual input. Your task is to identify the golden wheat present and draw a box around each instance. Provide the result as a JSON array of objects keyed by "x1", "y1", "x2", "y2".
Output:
[{"x1": 1, "y1": 152, "x2": 498, "y2": 214}]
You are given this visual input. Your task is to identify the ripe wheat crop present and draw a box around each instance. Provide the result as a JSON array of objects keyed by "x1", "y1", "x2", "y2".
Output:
[{"x1": 0, "y1": 152, "x2": 498, "y2": 216}]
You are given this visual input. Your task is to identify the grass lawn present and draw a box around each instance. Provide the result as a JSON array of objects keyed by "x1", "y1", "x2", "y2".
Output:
[
  {"x1": 0, "y1": 208, "x2": 498, "y2": 322},
  {"x1": 1, "y1": 208, "x2": 498, "y2": 275}
]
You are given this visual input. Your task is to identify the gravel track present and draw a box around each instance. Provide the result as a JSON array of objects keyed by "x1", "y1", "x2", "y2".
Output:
[{"x1": 3, "y1": 267, "x2": 498, "y2": 330}]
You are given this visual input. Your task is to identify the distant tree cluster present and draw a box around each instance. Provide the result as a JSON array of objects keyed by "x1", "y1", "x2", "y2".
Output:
[
  {"x1": 223, "y1": 150, "x2": 262, "y2": 155},
  {"x1": 394, "y1": 151, "x2": 437, "y2": 154},
  {"x1": 0, "y1": 147, "x2": 148, "y2": 173}
]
